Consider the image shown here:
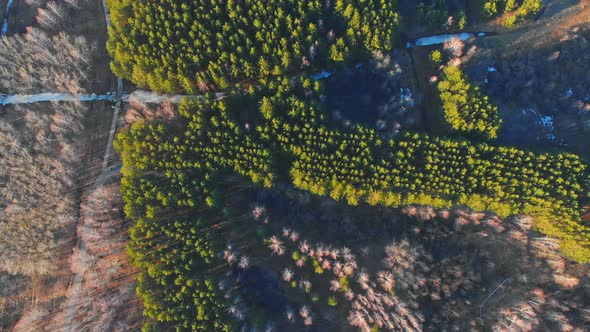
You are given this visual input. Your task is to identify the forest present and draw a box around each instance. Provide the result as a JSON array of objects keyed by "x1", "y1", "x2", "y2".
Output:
[
  {"x1": 115, "y1": 77, "x2": 590, "y2": 330},
  {"x1": 0, "y1": 30, "x2": 93, "y2": 276},
  {"x1": 0, "y1": 2, "x2": 97, "y2": 328},
  {"x1": 1, "y1": 0, "x2": 587, "y2": 330},
  {"x1": 106, "y1": 0, "x2": 400, "y2": 93},
  {"x1": 107, "y1": 0, "x2": 590, "y2": 330}
]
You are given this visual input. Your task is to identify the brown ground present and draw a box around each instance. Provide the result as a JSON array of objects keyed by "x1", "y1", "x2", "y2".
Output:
[
  {"x1": 474, "y1": 0, "x2": 590, "y2": 54},
  {"x1": 2, "y1": 0, "x2": 121, "y2": 330}
]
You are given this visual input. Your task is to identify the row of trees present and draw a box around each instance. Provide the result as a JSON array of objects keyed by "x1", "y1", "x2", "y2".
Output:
[
  {"x1": 171, "y1": 77, "x2": 589, "y2": 261},
  {"x1": 269, "y1": 80, "x2": 590, "y2": 261},
  {"x1": 0, "y1": 28, "x2": 94, "y2": 94},
  {"x1": 106, "y1": 0, "x2": 400, "y2": 93},
  {"x1": 437, "y1": 65, "x2": 502, "y2": 140},
  {"x1": 129, "y1": 213, "x2": 231, "y2": 331},
  {"x1": 47, "y1": 184, "x2": 141, "y2": 331}
]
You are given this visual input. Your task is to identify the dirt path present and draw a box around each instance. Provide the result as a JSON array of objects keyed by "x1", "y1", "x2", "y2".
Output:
[
  {"x1": 0, "y1": 88, "x2": 226, "y2": 105},
  {"x1": 60, "y1": 164, "x2": 122, "y2": 332},
  {"x1": 59, "y1": 1, "x2": 124, "y2": 331}
]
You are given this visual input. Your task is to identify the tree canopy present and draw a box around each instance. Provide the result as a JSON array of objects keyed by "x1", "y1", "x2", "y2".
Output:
[
  {"x1": 107, "y1": 0, "x2": 400, "y2": 93},
  {"x1": 437, "y1": 65, "x2": 502, "y2": 140}
]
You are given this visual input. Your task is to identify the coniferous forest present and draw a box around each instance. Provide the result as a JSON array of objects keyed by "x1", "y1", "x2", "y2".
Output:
[
  {"x1": 105, "y1": 0, "x2": 590, "y2": 331},
  {"x1": 107, "y1": 0, "x2": 400, "y2": 93}
]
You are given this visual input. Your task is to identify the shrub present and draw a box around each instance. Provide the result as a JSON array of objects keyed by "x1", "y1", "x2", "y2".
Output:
[
  {"x1": 457, "y1": 11, "x2": 467, "y2": 29},
  {"x1": 328, "y1": 296, "x2": 338, "y2": 307},
  {"x1": 429, "y1": 50, "x2": 443, "y2": 66},
  {"x1": 504, "y1": 14, "x2": 518, "y2": 27},
  {"x1": 339, "y1": 276, "x2": 350, "y2": 292},
  {"x1": 481, "y1": 0, "x2": 542, "y2": 26}
]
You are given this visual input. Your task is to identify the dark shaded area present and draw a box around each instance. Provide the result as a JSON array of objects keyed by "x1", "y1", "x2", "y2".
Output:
[
  {"x1": 497, "y1": 107, "x2": 553, "y2": 149},
  {"x1": 324, "y1": 68, "x2": 388, "y2": 125},
  {"x1": 465, "y1": 25, "x2": 590, "y2": 157},
  {"x1": 323, "y1": 52, "x2": 420, "y2": 133},
  {"x1": 238, "y1": 266, "x2": 288, "y2": 313},
  {"x1": 246, "y1": 185, "x2": 590, "y2": 330},
  {"x1": 5, "y1": 0, "x2": 37, "y2": 36}
]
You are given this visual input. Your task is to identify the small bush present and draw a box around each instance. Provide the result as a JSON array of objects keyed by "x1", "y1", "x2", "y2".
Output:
[
  {"x1": 339, "y1": 276, "x2": 350, "y2": 292},
  {"x1": 327, "y1": 296, "x2": 338, "y2": 307},
  {"x1": 429, "y1": 50, "x2": 443, "y2": 66}
]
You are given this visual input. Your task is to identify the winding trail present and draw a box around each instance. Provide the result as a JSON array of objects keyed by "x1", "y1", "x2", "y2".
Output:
[{"x1": 0, "y1": 92, "x2": 116, "y2": 105}]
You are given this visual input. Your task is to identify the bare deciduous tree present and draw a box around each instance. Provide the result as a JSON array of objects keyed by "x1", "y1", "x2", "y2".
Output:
[
  {"x1": 37, "y1": 2, "x2": 69, "y2": 31},
  {"x1": 443, "y1": 37, "x2": 465, "y2": 58},
  {"x1": 0, "y1": 27, "x2": 94, "y2": 94}
]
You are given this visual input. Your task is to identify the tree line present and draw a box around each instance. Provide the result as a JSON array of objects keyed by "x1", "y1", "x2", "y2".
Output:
[
  {"x1": 481, "y1": 0, "x2": 542, "y2": 26},
  {"x1": 115, "y1": 121, "x2": 235, "y2": 331}
]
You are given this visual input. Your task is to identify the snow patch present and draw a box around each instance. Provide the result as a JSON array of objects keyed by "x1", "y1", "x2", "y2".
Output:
[
  {"x1": 540, "y1": 115, "x2": 554, "y2": 128},
  {"x1": 0, "y1": 93, "x2": 115, "y2": 105},
  {"x1": 310, "y1": 70, "x2": 335, "y2": 80},
  {"x1": 408, "y1": 33, "x2": 475, "y2": 48}
]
